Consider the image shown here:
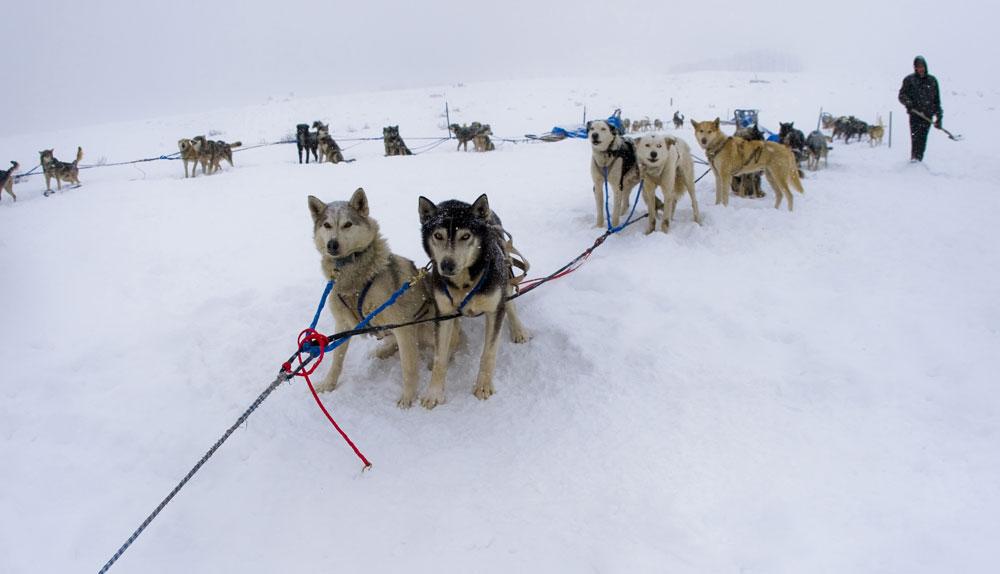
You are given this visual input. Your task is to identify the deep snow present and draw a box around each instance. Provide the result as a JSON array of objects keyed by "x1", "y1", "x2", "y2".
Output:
[{"x1": 1, "y1": 72, "x2": 998, "y2": 573}]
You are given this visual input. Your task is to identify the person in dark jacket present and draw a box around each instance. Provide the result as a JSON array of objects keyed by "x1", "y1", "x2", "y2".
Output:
[{"x1": 898, "y1": 55, "x2": 943, "y2": 162}]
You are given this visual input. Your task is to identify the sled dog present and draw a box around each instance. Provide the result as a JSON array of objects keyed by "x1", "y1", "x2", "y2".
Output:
[
  {"x1": 178, "y1": 138, "x2": 202, "y2": 178},
  {"x1": 691, "y1": 118, "x2": 804, "y2": 211},
  {"x1": 39, "y1": 147, "x2": 83, "y2": 195},
  {"x1": 383, "y1": 126, "x2": 413, "y2": 156},
  {"x1": 0, "y1": 161, "x2": 18, "y2": 202},
  {"x1": 308, "y1": 188, "x2": 435, "y2": 408},
  {"x1": 588, "y1": 119, "x2": 640, "y2": 228},
  {"x1": 296, "y1": 123, "x2": 319, "y2": 163},
  {"x1": 417, "y1": 194, "x2": 530, "y2": 409},
  {"x1": 805, "y1": 130, "x2": 830, "y2": 170},
  {"x1": 634, "y1": 136, "x2": 700, "y2": 233}
]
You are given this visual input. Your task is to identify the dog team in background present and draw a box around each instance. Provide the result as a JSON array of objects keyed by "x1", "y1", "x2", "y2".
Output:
[
  {"x1": 622, "y1": 111, "x2": 686, "y2": 134},
  {"x1": 177, "y1": 136, "x2": 242, "y2": 178},
  {"x1": 4, "y1": 50, "x2": 934, "y2": 203},
  {"x1": 449, "y1": 122, "x2": 495, "y2": 152},
  {"x1": 296, "y1": 121, "x2": 352, "y2": 164}
]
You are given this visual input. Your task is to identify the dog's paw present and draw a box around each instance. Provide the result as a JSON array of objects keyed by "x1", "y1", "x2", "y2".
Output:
[
  {"x1": 644, "y1": 224, "x2": 655, "y2": 235},
  {"x1": 473, "y1": 381, "x2": 495, "y2": 400},
  {"x1": 420, "y1": 388, "x2": 446, "y2": 409},
  {"x1": 510, "y1": 328, "x2": 532, "y2": 344},
  {"x1": 314, "y1": 380, "x2": 339, "y2": 393},
  {"x1": 372, "y1": 339, "x2": 399, "y2": 360},
  {"x1": 397, "y1": 392, "x2": 416, "y2": 409}
]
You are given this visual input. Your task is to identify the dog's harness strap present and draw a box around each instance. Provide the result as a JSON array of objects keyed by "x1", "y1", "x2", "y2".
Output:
[
  {"x1": 310, "y1": 280, "x2": 335, "y2": 330},
  {"x1": 457, "y1": 271, "x2": 489, "y2": 313},
  {"x1": 705, "y1": 137, "x2": 731, "y2": 163},
  {"x1": 356, "y1": 279, "x2": 374, "y2": 319}
]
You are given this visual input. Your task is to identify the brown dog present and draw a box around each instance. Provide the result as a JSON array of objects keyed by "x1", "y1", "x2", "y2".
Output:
[{"x1": 691, "y1": 118, "x2": 804, "y2": 211}]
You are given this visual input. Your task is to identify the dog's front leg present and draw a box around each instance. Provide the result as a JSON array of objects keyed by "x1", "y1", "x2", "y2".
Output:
[
  {"x1": 608, "y1": 164, "x2": 623, "y2": 228},
  {"x1": 718, "y1": 171, "x2": 730, "y2": 207},
  {"x1": 641, "y1": 179, "x2": 658, "y2": 234},
  {"x1": 394, "y1": 326, "x2": 421, "y2": 408},
  {"x1": 315, "y1": 336, "x2": 350, "y2": 392},
  {"x1": 591, "y1": 173, "x2": 606, "y2": 229},
  {"x1": 687, "y1": 180, "x2": 702, "y2": 225},
  {"x1": 505, "y1": 298, "x2": 531, "y2": 343},
  {"x1": 473, "y1": 308, "x2": 505, "y2": 400},
  {"x1": 422, "y1": 317, "x2": 456, "y2": 409}
]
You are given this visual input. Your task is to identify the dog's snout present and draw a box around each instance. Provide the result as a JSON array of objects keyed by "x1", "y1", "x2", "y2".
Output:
[
  {"x1": 649, "y1": 151, "x2": 658, "y2": 159},
  {"x1": 327, "y1": 239, "x2": 339, "y2": 254},
  {"x1": 440, "y1": 258, "x2": 456, "y2": 275}
]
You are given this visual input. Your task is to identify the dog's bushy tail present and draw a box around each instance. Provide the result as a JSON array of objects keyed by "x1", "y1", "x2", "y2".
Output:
[
  {"x1": 791, "y1": 168, "x2": 805, "y2": 194},
  {"x1": 229, "y1": 141, "x2": 242, "y2": 148},
  {"x1": 10, "y1": 160, "x2": 19, "y2": 172},
  {"x1": 74, "y1": 146, "x2": 83, "y2": 165}
]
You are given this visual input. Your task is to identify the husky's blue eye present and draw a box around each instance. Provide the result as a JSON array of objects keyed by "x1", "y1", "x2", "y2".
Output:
[
  {"x1": 342, "y1": 222, "x2": 353, "y2": 229},
  {"x1": 459, "y1": 233, "x2": 471, "y2": 241},
  {"x1": 323, "y1": 222, "x2": 332, "y2": 229},
  {"x1": 433, "y1": 232, "x2": 444, "y2": 241}
]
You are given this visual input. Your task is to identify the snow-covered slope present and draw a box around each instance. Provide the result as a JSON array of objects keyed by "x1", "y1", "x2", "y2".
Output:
[{"x1": 1, "y1": 72, "x2": 998, "y2": 573}]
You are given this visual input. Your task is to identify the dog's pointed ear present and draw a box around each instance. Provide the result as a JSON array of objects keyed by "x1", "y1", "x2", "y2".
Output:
[
  {"x1": 418, "y1": 196, "x2": 437, "y2": 224},
  {"x1": 308, "y1": 195, "x2": 327, "y2": 223},
  {"x1": 663, "y1": 136, "x2": 675, "y2": 148},
  {"x1": 471, "y1": 194, "x2": 490, "y2": 220},
  {"x1": 586, "y1": 120, "x2": 593, "y2": 132},
  {"x1": 689, "y1": 119, "x2": 697, "y2": 129},
  {"x1": 349, "y1": 187, "x2": 368, "y2": 216},
  {"x1": 713, "y1": 118, "x2": 720, "y2": 128}
]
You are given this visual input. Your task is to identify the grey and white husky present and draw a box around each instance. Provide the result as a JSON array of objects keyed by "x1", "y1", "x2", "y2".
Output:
[
  {"x1": 417, "y1": 194, "x2": 530, "y2": 409},
  {"x1": 309, "y1": 188, "x2": 435, "y2": 408},
  {"x1": 39, "y1": 147, "x2": 83, "y2": 195}
]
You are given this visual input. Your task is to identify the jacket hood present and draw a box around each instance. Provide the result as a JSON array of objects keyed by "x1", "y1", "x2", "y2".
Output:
[{"x1": 914, "y1": 56, "x2": 928, "y2": 73}]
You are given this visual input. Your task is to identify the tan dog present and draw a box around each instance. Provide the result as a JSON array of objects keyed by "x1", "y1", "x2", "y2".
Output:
[
  {"x1": 178, "y1": 138, "x2": 202, "y2": 178},
  {"x1": 869, "y1": 118, "x2": 885, "y2": 147},
  {"x1": 691, "y1": 118, "x2": 804, "y2": 211},
  {"x1": 587, "y1": 120, "x2": 640, "y2": 229},
  {"x1": 634, "y1": 136, "x2": 700, "y2": 233},
  {"x1": 39, "y1": 147, "x2": 83, "y2": 195}
]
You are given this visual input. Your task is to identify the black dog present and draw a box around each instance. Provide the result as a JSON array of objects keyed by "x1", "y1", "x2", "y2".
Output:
[
  {"x1": 296, "y1": 123, "x2": 319, "y2": 163},
  {"x1": 779, "y1": 122, "x2": 807, "y2": 164},
  {"x1": 731, "y1": 123, "x2": 765, "y2": 198}
]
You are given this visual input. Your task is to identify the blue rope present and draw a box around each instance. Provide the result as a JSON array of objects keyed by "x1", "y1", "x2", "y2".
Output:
[
  {"x1": 309, "y1": 280, "x2": 335, "y2": 330},
  {"x1": 302, "y1": 276, "x2": 417, "y2": 355},
  {"x1": 602, "y1": 168, "x2": 645, "y2": 234}
]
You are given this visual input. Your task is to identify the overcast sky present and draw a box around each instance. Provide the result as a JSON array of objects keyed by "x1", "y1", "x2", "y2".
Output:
[{"x1": 2, "y1": 0, "x2": 990, "y2": 135}]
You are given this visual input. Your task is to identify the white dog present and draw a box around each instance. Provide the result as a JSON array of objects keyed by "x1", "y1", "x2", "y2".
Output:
[{"x1": 634, "y1": 135, "x2": 700, "y2": 233}]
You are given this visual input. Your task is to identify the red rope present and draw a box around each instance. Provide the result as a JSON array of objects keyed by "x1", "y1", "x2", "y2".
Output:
[{"x1": 285, "y1": 329, "x2": 372, "y2": 470}]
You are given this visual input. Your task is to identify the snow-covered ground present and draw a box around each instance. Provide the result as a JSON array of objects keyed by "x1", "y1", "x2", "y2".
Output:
[{"x1": 1, "y1": 72, "x2": 998, "y2": 573}]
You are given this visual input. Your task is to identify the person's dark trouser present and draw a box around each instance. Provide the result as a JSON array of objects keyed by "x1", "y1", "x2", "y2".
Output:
[{"x1": 909, "y1": 113, "x2": 932, "y2": 161}]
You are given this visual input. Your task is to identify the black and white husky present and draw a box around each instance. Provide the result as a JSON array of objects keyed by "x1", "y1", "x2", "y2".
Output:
[
  {"x1": 587, "y1": 120, "x2": 640, "y2": 229},
  {"x1": 417, "y1": 194, "x2": 530, "y2": 409}
]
